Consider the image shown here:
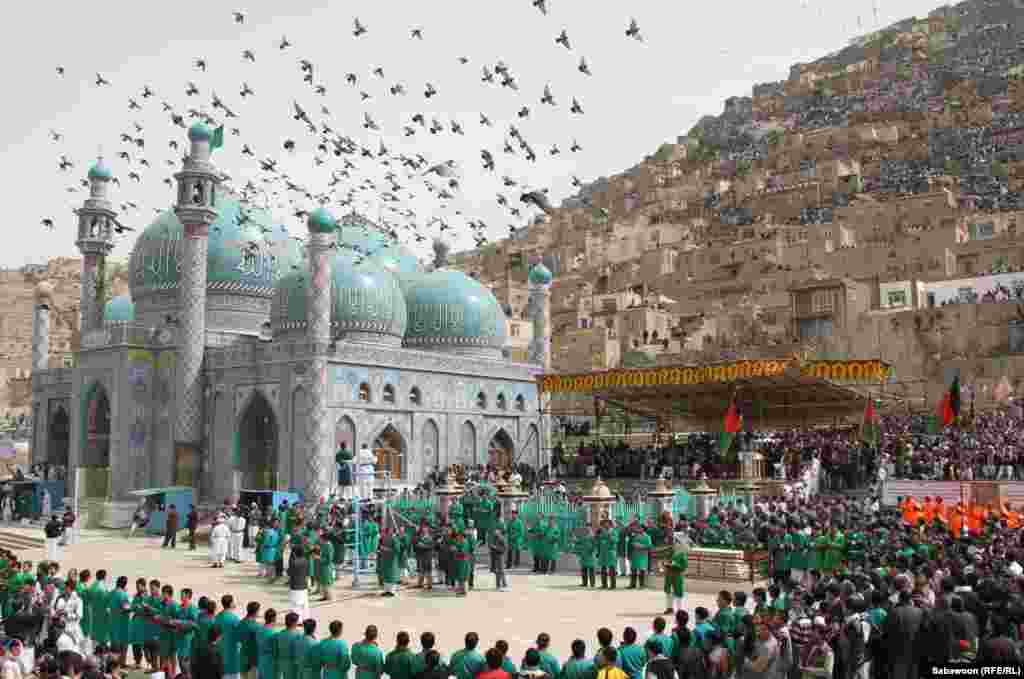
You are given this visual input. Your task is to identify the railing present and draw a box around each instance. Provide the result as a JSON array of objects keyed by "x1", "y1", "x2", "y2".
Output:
[{"x1": 81, "y1": 323, "x2": 157, "y2": 349}]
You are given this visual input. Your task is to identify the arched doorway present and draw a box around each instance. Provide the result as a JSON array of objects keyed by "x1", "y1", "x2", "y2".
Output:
[
  {"x1": 488, "y1": 429, "x2": 515, "y2": 470},
  {"x1": 48, "y1": 403, "x2": 70, "y2": 467},
  {"x1": 335, "y1": 416, "x2": 356, "y2": 455},
  {"x1": 238, "y1": 392, "x2": 278, "y2": 490},
  {"x1": 460, "y1": 421, "x2": 476, "y2": 465},
  {"x1": 82, "y1": 384, "x2": 110, "y2": 467},
  {"x1": 373, "y1": 425, "x2": 405, "y2": 481},
  {"x1": 421, "y1": 419, "x2": 439, "y2": 477}
]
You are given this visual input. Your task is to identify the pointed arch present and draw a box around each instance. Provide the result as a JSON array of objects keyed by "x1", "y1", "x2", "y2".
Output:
[
  {"x1": 80, "y1": 381, "x2": 111, "y2": 467},
  {"x1": 48, "y1": 402, "x2": 70, "y2": 467},
  {"x1": 290, "y1": 386, "x2": 310, "y2": 492},
  {"x1": 459, "y1": 420, "x2": 477, "y2": 465},
  {"x1": 487, "y1": 427, "x2": 515, "y2": 470},
  {"x1": 237, "y1": 390, "x2": 279, "y2": 490},
  {"x1": 335, "y1": 414, "x2": 356, "y2": 456},
  {"x1": 421, "y1": 419, "x2": 440, "y2": 477},
  {"x1": 372, "y1": 423, "x2": 406, "y2": 481}
]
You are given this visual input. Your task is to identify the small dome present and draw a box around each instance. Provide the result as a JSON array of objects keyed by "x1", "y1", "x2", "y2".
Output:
[
  {"x1": 331, "y1": 251, "x2": 407, "y2": 338},
  {"x1": 103, "y1": 295, "x2": 135, "y2": 322},
  {"x1": 34, "y1": 281, "x2": 55, "y2": 305},
  {"x1": 528, "y1": 262, "x2": 553, "y2": 286},
  {"x1": 187, "y1": 121, "x2": 212, "y2": 142},
  {"x1": 308, "y1": 207, "x2": 337, "y2": 234},
  {"x1": 337, "y1": 214, "x2": 423, "y2": 274},
  {"x1": 87, "y1": 160, "x2": 113, "y2": 181},
  {"x1": 401, "y1": 270, "x2": 507, "y2": 350}
]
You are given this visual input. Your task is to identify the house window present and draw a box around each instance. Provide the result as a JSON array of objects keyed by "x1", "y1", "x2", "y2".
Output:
[
  {"x1": 382, "y1": 384, "x2": 395, "y2": 404},
  {"x1": 798, "y1": 318, "x2": 834, "y2": 339},
  {"x1": 515, "y1": 394, "x2": 526, "y2": 411},
  {"x1": 510, "y1": 324, "x2": 520, "y2": 337},
  {"x1": 811, "y1": 290, "x2": 834, "y2": 313},
  {"x1": 497, "y1": 393, "x2": 508, "y2": 410},
  {"x1": 409, "y1": 387, "x2": 422, "y2": 406},
  {"x1": 887, "y1": 290, "x2": 908, "y2": 307},
  {"x1": 358, "y1": 383, "x2": 371, "y2": 402},
  {"x1": 476, "y1": 392, "x2": 487, "y2": 409}
]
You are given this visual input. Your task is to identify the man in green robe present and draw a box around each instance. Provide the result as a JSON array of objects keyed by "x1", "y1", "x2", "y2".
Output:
[
  {"x1": 528, "y1": 519, "x2": 545, "y2": 573},
  {"x1": 351, "y1": 625, "x2": 384, "y2": 679},
  {"x1": 273, "y1": 612, "x2": 305, "y2": 679},
  {"x1": 239, "y1": 601, "x2": 263, "y2": 679},
  {"x1": 108, "y1": 577, "x2": 133, "y2": 665},
  {"x1": 663, "y1": 545, "x2": 688, "y2": 615},
  {"x1": 449, "y1": 632, "x2": 485, "y2": 679},
  {"x1": 215, "y1": 595, "x2": 243, "y2": 679},
  {"x1": 255, "y1": 611, "x2": 278, "y2": 679},
  {"x1": 824, "y1": 527, "x2": 845, "y2": 575},
  {"x1": 318, "y1": 531, "x2": 336, "y2": 601},
  {"x1": 299, "y1": 619, "x2": 320, "y2": 679},
  {"x1": 378, "y1": 528, "x2": 402, "y2": 597},
  {"x1": 91, "y1": 570, "x2": 112, "y2": 648},
  {"x1": 317, "y1": 620, "x2": 351, "y2": 679},
  {"x1": 384, "y1": 632, "x2": 416, "y2": 679},
  {"x1": 790, "y1": 527, "x2": 810, "y2": 585},
  {"x1": 504, "y1": 510, "x2": 524, "y2": 569},
  {"x1": 628, "y1": 526, "x2": 652, "y2": 589},
  {"x1": 542, "y1": 516, "x2": 562, "y2": 574},
  {"x1": 174, "y1": 588, "x2": 199, "y2": 675},
  {"x1": 78, "y1": 570, "x2": 95, "y2": 645},
  {"x1": 812, "y1": 530, "x2": 831, "y2": 572},
  {"x1": 596, "y1": 518, "x2": 618, "y2": 589},
  {"x1": 572, "y1": 527, "x2": 597, "y2": 587},
  {"x1": 452, "y1": 532, "x2": 473, "y2": 596},
  {"x1": 157, "y1": 584, "x2": 180, "y2": 670},
  {"x1": 359, "y1": 515, "x2": 379, "y2": 572},
  {"x1": 617, "y1": 519, "x2": 633, "y2": 577}
]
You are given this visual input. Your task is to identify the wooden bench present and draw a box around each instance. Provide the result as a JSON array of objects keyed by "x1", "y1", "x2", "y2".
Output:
[{"x1": 686, "y1": 547, "x2": 770, "y2": 583}]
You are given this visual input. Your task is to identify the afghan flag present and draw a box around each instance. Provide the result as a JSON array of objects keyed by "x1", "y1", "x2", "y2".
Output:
[
  {"x1": 210, "y1": 125, "x2": 225, "y2": 151},
  {"x1": 939, "y1": 375, "x2": 961, "y2": 427},
  {"x1": 718, "y1": 399, "x2": 743, "y2": 454},
  {"x1": 861, "y1": 398, "x2": 879, "y2": 447}
]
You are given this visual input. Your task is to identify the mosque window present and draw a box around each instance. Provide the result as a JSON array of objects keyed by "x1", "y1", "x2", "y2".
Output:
[
  {"x1": 382, "y1": 384, "x2": 396, "y2": 404},
  {"x1": 515, "y1": 394, "x2": 526, "y2": 411},
  {"x1": 497, "y1": 393, "x2": 508, "y2": 410},
  {"x1": 476, "y1": 392, "x2": 487, "y2": 409},
  {"x1": 358, "y1": 383, "x2": 371, "y2": 402},
  {"x1": 409, "y1": 387, "x2": 422, "y2": 406},
  {"x1": 192, "y1": 181, "x2": 205, "y2": 205}
]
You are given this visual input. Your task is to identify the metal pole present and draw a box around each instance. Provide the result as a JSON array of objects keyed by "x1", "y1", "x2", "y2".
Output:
[{"x1": 351, "y1": 461, "x2": 361, "y2": 589}]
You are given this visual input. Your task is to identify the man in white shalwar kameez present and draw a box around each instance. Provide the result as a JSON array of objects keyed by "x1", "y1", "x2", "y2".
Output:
[
  {"x1": 227, "y1": 511, "x2": 246, "y2": 562},
  {"x1": 54, "y1": 581, "x2": 85, "y2": 651},
  {"x1": 209, "y1": 515, "x2": 230, "y2": 568},
  {"x1": 41, "y1": 490, "x2": 51, "y2": 517},
  {"x1": 355, "y1": 444, "x2": 377, "y2": 500},
  {"x1": 1, "y1": 495, "x2": 13, "y2": 522}
]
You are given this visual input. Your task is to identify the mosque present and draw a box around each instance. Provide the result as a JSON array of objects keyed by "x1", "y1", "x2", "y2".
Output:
[{"x1": 29, "y1": 122, "x2": 551, "y2": 525}]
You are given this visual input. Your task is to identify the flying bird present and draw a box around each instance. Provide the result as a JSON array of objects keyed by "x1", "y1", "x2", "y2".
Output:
[
  {"x1": 41, "y1": 218, "x2": 54, "y2": 230},
  {"x1": 570, "y1": 97, "x2": 584, "y2": 114},
  {"x1": 186, "y1": 82, "x2": 199, "y2": 96},
  {"x1": 390, "y1": 83, "x2": 406, "y2": 96},
  {"x1": 578, "y1": 56, "x2": 591, "y2": 75},
  {"x1": 479, "y1": 113, "x2": 492, "y2": 127},
  {"x1": 195, "y1": 58, "x2": 207, "y2": 71},
  {"x1": 95, "y1": 73, "x2": 110, "y2": 86},
  {"x1": 481, "y1": 150, "x2": 495, "y2": 171},
  {"x1": 279, "y1": 35, "x2": 292, "y2": 50},
  {"x1": 56, "y1": 66, "x2": 65, "y2": 76},
  {"x1": 424, "y1": 83, "x2": 437, "y2": 98},
  {"x1": 481, "y1": 66, "x2": 494, "y2": 83},
  {"x1": 532, "y1": 0, "x2": 548, "y2": 15},
  {"x1": 353, "y1": 17, "x2": 367, "y2": 37},
  {"x1": 570, "y1": 139, "x2": 582, "y2": 152},
  {"x1": 141, "y1": 85, "x2": 155, "y2": 98},
  {"x1": 541, "y1": 84, "x2": 555, "y2": 105},
  {"x1": 242, "y1": 49, "x2": 255, "y2": 62},
  {"x1": 517, "y1": 106, "x2": 530, "y2": 119},
  {"x1": 240, "y1": 82, "x2": 254, "y2": 97},
  {"x1": 411, "y1": 28, "x2": 423, "y2": 39},
  {"x1": 232, "y1": 11, "x2": 245, "y2": 23},
  {"x1": 363, "y1": 113, "x2": 379, "y2": 130},
  {"x1": 555, "y1": 29, "x2": 570, "y2": 49},
  {"x1": 626, "y1": 17, "x2": 643, "y2": 41}
]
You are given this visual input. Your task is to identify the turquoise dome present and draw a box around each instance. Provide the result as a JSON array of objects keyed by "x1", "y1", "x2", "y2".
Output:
[
  {"x1": 270, "y1": 250, "x2": 407, "y2": 339},
  {"x1": 129, "y1": 194, "x2": 297, "y2": 301},
  {"x1": 401, "y1": 270, "x2": 507, "y2": 349},
  {"x1": 331, "y1": 250, "x2": 407, "y2": 338},
  {"x1": 103, "y1": 295, "x2": 135, "y2": 322},
  {"x1": 528, "y1": 262, "x2": 553, "y2": 285},
  {"x1": 88, "y1": 160, "x2": 113, "y2": 181},
  {"x1": 337, "y1": 214, "x2": 423, "y2": 275},
  {"x1": 188, "y1": 121, "x2": 212, "y2": 142},
  {"x1": 308, "y1": 207, "x2": 337, "y2": 234}
]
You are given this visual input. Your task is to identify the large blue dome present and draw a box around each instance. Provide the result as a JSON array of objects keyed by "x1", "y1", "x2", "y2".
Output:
[
  {"x1": 401, "y1": 270, "x2": 507, "y2": 350},
  {"x1": 129, "y1": 194, "x2": 297, "y2": 302},
  {"x1": 103, "y1": 295, "x2": 135, "y2": 322},
  {"x1": 270, "y1": 249, "x2": 407, "y2": 340}
]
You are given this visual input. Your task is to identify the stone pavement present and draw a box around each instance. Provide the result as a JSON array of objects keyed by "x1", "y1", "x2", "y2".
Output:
[{"x1": 16, "y1": 531, "x2": 737, "y2": 660}]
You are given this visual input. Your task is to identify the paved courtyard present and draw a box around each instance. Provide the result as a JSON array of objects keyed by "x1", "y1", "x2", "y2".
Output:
[{"x1": 12, "y1": 529, "x2": 742, "y2": 659}]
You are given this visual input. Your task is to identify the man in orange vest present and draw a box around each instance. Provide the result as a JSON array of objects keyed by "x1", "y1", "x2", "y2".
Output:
[
  {"x1": 902, "y1": 497, "x2": 921, "y2": 526},
  {"x1": 950, "y1": 501, "x2": 967, "y2": 537},
  {"x1": 967, "y1": 503, "x2": 985, "y2": 535},
  {"x1": 922, "y1": 496, "x2": 935, "y2": 525},
  {"x1": 933, "y1": 497, "x2": 948, "y2": 525}
]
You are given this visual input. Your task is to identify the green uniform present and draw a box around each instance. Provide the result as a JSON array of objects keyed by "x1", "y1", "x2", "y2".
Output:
[
  {"x1": 378, "y1": 536, "x2": 402, "y2": 585},
  {"x1": 216, "y1": 610, "x2": 244, "y2": 675},
  {"x1": 812, "y1": 533, "x2": 830, "y2": 571},
  {"x1": 256, "y1": 625, "x2": 278, "y2": 679},
  {"x1": 351, "y1": 641, "x2": 385, "y2": 679},
  {"x1": 410, "y1": 650, "x2": 447, "y2": 678},
  {"x1": 648, "y1": 633, "x2": 674, "y2": 659},
  {"x1": 449, "y1": 648, "x2": 484, "y2": 679},
  {"x1": 618, "y1": 643, "x2": 645, "y2": 679},
  {"x1": 561, "y1": 657, "x2": 596, "y2": 679},
  {"x1": 89, "y1": 581, "x2": 111, "y2": 645},
  {"x1": 505, "y1": 517, "x2": 525, "y2": 552},
  {"x1": 664, "y1": 549, "x2": 688, "y2": 597},
  {"x1": 194, "y1": 613, "x2": 216, "y2": 661},
  {"x1": 573, "y1": 533, "x2": 597, "y2": 569},
  {"x1": 79, "y1": 582, "x2": 94, "y2": 641},
  {"x1": 596, "y1": 528, "x2": 617, "y2": 570},
  {"x1": 299, "y1": 635, "x2": 319, "y2": 679},
  {"x1": 543, "y1": 524, "x2": 562, "y2": 562},
  {"x1": 628, "y1": 531, "x2": 652, "y2": 571},
  {"x1": 273, "y1": 629, "x2": 305, "y2": 679},
  {"x1": 527, "y1": 523, "x2": 544, "y2": 557},
  {"x1": 359, "y1": 521, "x2": 380, "y2": 559},
  {"x1": 109, "y1": 588, "x2": 133, "y2": 648},
  {"x1": 319, "y1": 541, "x2": 336, "y2": 587},
  {"x1": 240, "y1": 616, "x2": 263, "y2": 673},
  {"x1": 130, "y1": 592, "x2": 149, "y2": 645},
  {"x1": 159, "y1": 599, "x2": 181, "y2": 658},
  {"x1": 824, "y1": 532, "x2": 845, "y2": 573},
  {"x1": 791, "y1": 532, "x2": 810, "y2": 571},
  {"x1": 174, "y1": 602, "x2": 199, "y2": 659},
  {"x1": 453, "y1": 537, "x2": 473, "y2": 583},
  {"x1": 318, "y1": 638, "x2": 351, "y2": 679},
  {"x1": 384, "y1": 647, "x2": 416, "y2": 679}
]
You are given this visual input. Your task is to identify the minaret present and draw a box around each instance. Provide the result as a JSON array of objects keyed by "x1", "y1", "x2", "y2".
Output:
[
  {"x1": 75, "y1": 159, "x2": 117, "y2": 333},
  {"x1": 173, "y1": 122, "x2": 221, "y2": 449},
  {"x1": 305, "y1": 207, "x2": 338, "y2": 502},
  {"x1": 32, "y1": 282, "x2": 54, "y2": 372},
  {"x1": 527, "y1": 262, "x2": 553, "y2": 369}
]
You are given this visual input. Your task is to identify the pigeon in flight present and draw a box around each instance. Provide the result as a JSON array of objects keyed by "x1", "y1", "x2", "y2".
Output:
[
  {"x1": 626, "y1": 17, "x2": 643, "y2": 41},
  {"x1": 482, "y1": 66, "x2": 494, "y2": 84},
  {"x1": 195, "y1": 58, "x2": 207, "y2": 71},
  {"x1": 532, "y1": 0, "x2": 548, "y2": 15},
  {"x1": 555, "y1": 29, "x2": 571, "y2": 49},
  {"x1": 232, "y1": 11, "x2": 245, "y2": 23},
  {"x1": 353, "y1": 17, "x2": 367, "y2": 37},
  {"x1": 95, "y1": 73, "x2": 110, "y2": 86},
  {"x1": 141, "y1": 85, "x2": 155, "y2": 98},
  {"x1": 279, "y1": 35, "x2": 292, "y2": 49},
  {"x1": 541, "y1": 84, "x2": 556, "y2": 105},
  {"x1": 424, "y1": 83, "x2": 437, "y2": 98},
  {"x1": 243, "y1": 49, "x2": 255, "y2": 62},
  {"x1": 479, "y1": 113, "x2": 492, "y2": 127},
  {"x1": 240, "y1": 82, "x2": 254, "y2": 97},
  {"x1": 41, "y1": 218, "x2": 55, "y2": 230},
  {"x1": 570, "y1": 139, "x2": 582, "y2": 152},
  {"x1": 363, "y1": 113, "x2": 379, "y2": 130},
  {"x1": 578, "y1": 56, "x2": 591, "y2": 75},
  {"x1": 411, "y1": 28, "x2": 423, "y2": 39},
  {"x1": 481, "y1": 150, "x2": 495, "y2": 171},
  {"x1": 56, "y1": 66, "x2": 65, "y2": 76},
  {"x1": 186, "y1": 82, "x2": 199, "y2": 96},
  {"x1": 570, "y1": 97, "x2": 584, "y2": 114}
]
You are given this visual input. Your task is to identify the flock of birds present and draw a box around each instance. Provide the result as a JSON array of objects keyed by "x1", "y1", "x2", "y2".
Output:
[{"x1": 43, "y1": 1, "x2": 647, "y2": 264}]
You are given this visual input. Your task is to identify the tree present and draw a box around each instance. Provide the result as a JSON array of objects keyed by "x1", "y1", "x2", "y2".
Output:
[
  {"x1": 944, "y1": 158, "x2": 962, "y2": 177},
  {"x1": 765, "y1": 130, "x2": 783, "y2": 146},
  {"x1": 992, "y1": 161, "x2": 1009, "y2": 179},
  {"x1": 653, "y1": 143, "x2": 674, "y2": 162},
  {"x1": 736, "y1": 160, "x2": 753, "y2": 178}
]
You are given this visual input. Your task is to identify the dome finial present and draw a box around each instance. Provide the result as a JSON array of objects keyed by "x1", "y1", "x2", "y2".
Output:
[
  {"x1": 308, "y1": 206, "x2": 337, "y2": 234},
  {"x1": 528, "y1": 261, "x2": 553, "y2": 286}
]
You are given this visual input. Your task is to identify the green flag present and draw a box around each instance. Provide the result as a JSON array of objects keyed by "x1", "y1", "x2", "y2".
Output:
[{"x1": 210, "y1": 125, "x2": 224, "y2": 151}]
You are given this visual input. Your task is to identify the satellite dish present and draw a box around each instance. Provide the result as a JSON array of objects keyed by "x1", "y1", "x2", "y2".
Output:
[{"x1": 259, "y1": 321, "x2": 273, "y2": 342}]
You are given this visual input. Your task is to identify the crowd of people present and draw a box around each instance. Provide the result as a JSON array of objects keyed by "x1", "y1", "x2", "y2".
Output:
[{"x1": 3, "y1": 482, "x2": 1024, "y2": 679}]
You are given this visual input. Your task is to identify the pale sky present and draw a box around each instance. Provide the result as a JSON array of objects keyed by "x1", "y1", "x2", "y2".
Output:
[{"x1": 0, "y1": 0, "x2": 951, "y2": 267}]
